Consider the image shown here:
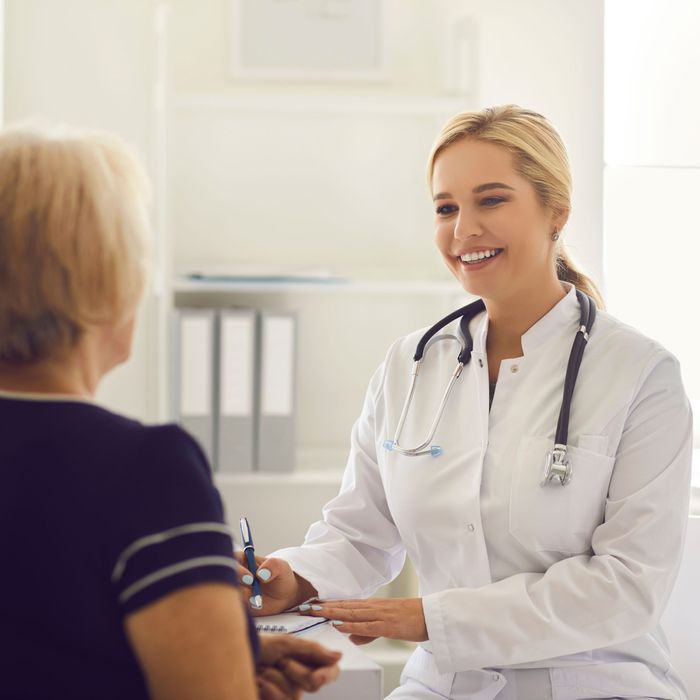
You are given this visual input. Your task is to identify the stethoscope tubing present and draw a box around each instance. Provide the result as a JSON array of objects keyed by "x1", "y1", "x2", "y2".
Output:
[{"x1": 385, "y1": 289, "x2": 597, "y2": 476}]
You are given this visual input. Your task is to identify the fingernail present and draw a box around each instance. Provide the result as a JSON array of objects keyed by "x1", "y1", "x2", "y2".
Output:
[
  {"x1": 242, "y1": 574, "x2": 254, "y2": 585},
  {"x1": 331, "y1": 620, "x2": 344, "y2": 626},
  {"x1": 311, "y1": 604, "x2": 323, "y2": 611},
  {"x1": 257, "y1": 568, "x2": 271, "y2": 581},
  {"x1": 298, "y1": 604, "x2": 311, "y2": 611}
]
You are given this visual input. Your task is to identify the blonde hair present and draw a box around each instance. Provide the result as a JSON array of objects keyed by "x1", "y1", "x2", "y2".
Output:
[
  {"x1": 0, "y1": 124, "x2": 151, "y2": 364},
  {"x1": 427, "y1": 105, "x2": 604, "y2": 309}
]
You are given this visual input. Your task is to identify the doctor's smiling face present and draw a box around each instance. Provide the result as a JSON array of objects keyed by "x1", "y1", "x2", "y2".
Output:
[{"x1": 431, "y1": 137, "x2": 566, "y2": 304}]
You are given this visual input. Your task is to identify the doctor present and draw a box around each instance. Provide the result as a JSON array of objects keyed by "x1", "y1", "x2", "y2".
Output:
[{"x1": 238, "y1": 105, "x2": 693, "y2": 699}]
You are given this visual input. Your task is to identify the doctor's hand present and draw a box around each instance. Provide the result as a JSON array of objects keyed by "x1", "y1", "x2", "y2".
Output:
[
  {"x1": 300, "y1": 598, "x2": 428, "y2": 646},
  {"x1": 257, "y1": 633, "x2": 342, "y2": 699},
  {"x1": 235, "y1": 552, "x2": 318, "y2": 616}
]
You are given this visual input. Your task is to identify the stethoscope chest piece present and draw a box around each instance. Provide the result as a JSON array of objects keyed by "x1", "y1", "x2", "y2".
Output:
[{"x1": 541, "y1": 444, "x2": 572, "y2": 486}]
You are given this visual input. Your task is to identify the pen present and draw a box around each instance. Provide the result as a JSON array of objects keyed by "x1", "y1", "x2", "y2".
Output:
[{"x1": 239, "y1": 516, "x2": 263, "y2": 610}]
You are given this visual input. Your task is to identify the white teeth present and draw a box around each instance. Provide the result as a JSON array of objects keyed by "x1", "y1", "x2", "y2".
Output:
[{"x1": 460, "y1": 248, "x2": 501, "y2": 263}]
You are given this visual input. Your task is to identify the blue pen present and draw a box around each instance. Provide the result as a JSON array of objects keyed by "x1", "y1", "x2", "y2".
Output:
[{"x1": 239, "y1": 516, "x2": 263, "y2": 610}]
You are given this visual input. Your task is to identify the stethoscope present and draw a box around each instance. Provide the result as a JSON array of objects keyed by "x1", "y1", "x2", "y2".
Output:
[{"x1": 383, "y1": 289, "x2": 596, "y2": 487}]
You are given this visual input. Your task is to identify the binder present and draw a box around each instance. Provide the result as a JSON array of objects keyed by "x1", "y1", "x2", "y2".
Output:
[
  {"x1": 256, "y1": 312, "x2": 296, "y2": 472},
  {"x1": 172, "y1": 309, "x2": 217, "y2": 468},
  {"x1": 216, "y1": 309, "x2": 257, "y2": 473}
]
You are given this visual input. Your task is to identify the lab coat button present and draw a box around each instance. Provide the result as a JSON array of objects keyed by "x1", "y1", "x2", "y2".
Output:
[
  {"x1": 492, "y1": 673, "x2": 501, "y2": 681},
  {"x1": 510, "y1": 364, "x2": 519, "y2": 373},
  {"x1": 478, "y1": 358, "x2": 483, "y2": 367},
  {"x1": 467, "y1": 523, "x2": 475, "y2": 532}
]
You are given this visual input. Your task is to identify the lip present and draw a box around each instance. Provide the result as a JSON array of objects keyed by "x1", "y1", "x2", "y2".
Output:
[{"x1": 456, "y1": 247, "x2": 503, "y2": 256}]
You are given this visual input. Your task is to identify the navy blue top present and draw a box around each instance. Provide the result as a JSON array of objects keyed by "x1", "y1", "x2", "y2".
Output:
[{"x1": 0, "y1": 395, "x2": 258, "y2": 699}]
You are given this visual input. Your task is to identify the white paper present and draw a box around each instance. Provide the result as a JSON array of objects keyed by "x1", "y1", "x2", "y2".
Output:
[
  {"x1": 221, "y1": 316, "x2": 254, "y2": 417},
  {"x1": 180, "y1": 316, "x2": 212, "y2": 416},
  {"x1": 260, "y1": 316, "x2": 294, "y2": 416}
]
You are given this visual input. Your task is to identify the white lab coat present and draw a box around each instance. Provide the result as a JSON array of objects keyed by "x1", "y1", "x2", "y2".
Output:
[{"x1": 273, "y1": 282, "x2": 693, "y2": 700}]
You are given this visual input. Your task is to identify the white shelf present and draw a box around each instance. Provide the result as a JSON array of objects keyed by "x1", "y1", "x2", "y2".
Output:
[
  {"x1": 174, "y1": 277, "x2": 462, "y2": 296},
  {"x1": 174, "y1": 91, "x2": 473, "y2": 117}
]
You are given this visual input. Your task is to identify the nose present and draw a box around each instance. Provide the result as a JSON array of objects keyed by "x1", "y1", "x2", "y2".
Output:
[{"x1": 452, "y1": 209, "x2": 481, "y2": 242}]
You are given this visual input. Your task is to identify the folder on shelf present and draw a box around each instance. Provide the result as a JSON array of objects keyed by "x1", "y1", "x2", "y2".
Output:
[
  {"x1": 216, "y1": 309, "x2": 257, "y2": 473},
  {"x1": 257, "y1": 312, "x2": 296, "y2": 472},
  {"x1": 172, "y1": 308, "x2": 217, "y2": 469}
]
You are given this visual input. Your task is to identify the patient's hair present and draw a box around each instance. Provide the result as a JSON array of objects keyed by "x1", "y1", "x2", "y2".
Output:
[
  {"x1": 427, "y1": 104, "x2": 604, "y2": 309},
  {"x1": 0, "y1": 124, "x2": 150, "y2": 364}
]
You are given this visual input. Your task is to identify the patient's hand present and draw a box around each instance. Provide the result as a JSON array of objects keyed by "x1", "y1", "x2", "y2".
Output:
[
  {"x1": 235, "y1": 553, "x2": 318, "y2": 615},
  {"x1": 257, "y1": 634, "x2": 341, "y2": 699}
]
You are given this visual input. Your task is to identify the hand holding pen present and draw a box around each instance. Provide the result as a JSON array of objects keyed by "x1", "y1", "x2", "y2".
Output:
[
  {"x1": 239, "y1": 516, "x2": 264, "y2": 609},
  {"x1": 236, "y1": 517, "x2": 319, "y2": 615}
]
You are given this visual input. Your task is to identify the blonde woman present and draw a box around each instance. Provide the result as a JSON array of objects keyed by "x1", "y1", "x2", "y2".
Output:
[
  {"x1": 0, "y1": 125, "x2": 340, "y2": 700},
  {"x1": 236, "y1": 106, "x2": 693, "y2": 699}
]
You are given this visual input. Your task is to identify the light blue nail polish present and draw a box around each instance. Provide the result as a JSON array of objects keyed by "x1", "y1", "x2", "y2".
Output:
[
  {"x1": 242, "y1": 574, "x2": 254, "y2": 585},
  {"x1": 257, "y1": 568, "x2": 271, "y2": 581},
  {"x1": 331, "y1": 620, "x2": 344, "y2": 626},
  {"x1": 298, "y1": 604, "x2": 311, "y2": 611},
  {"x1": 311, "y1": 604, "x2": 323, "y2": 611}
]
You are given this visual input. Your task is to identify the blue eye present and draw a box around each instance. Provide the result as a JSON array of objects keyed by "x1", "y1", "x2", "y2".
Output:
[
  {"x1": 436, "y1": 204, "x2": 457, "y2": 215},
  {"x1": 481, "y1": 197, "x2": 505, "y2": 207}
]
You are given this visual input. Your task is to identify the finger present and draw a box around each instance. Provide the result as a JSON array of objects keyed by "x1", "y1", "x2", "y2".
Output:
[
  {"x1": 239, "y1": 569, "x2": 255, "y2": 587},
  {"x1": 276, "y1": 636, "x2": 343, "y2": 667},
  {"x1": 348, "y1": 634, "x2": 376, "y2": 646},
  {"x1": 255, "y1": 556, "x2": 291, "y2": 584},
  {"x1": 308, "y1": 663, "x2": 341, "y2": 690},
  {"x1": 315, "y1": 598, "x2": 388, "y2": 608},
  {"x1": 306, "y1": 606, "x2": 384, "y2": 622},
  {"x1": 235, "y1": 550, "x2": 268, "y2": 566},
  {"x1": 274, "y1": 657, "x2": 316, "y2": 692},
  {"x1": 257, "y1": 676, "x2": 288, "y2": 700},
  {"x1": 328, "y1": 620, "x2": 386, "y2": 638},
  {"x1": 261, "y1": 667, "x2": 296, "y2": 696}
]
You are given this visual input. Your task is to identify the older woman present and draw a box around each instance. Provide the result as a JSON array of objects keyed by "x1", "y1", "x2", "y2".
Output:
[{"x1": 0, "y1": 125, "x2": 340, "y2": 700}]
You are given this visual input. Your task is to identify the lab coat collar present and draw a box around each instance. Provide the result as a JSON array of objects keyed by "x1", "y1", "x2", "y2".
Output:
[{"x1": 473, "y1": 282, "x2": 579, "y2": 356}]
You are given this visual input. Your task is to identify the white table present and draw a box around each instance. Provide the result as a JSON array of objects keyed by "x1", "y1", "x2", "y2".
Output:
[{"x1": 298, "y1": 624, "x2": 383, "y2": 700}]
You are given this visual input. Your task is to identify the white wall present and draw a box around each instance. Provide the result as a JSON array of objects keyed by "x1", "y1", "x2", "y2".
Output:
[
  {"x1": 169, "y1": 0, "x2": 604, "y2": 285},
  {"x1": 604, "y1": 0, "x2": 700, "y2": 406},
  {"x1": 605, "y1": 0, "x2": 700, "y2": 167},
  {"x1": 456, "y1": 0, "x2": 604, "y2": 288},
  {"x1": 4, "y1": 0, "x2": 162, "y2": 422}
]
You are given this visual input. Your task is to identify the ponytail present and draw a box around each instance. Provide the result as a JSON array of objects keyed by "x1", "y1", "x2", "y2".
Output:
[{"x1": 556, "y1": 248, "x2": 605, "y2": 311}]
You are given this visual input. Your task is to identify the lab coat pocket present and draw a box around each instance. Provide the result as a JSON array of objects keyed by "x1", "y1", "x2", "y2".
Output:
[{"x1": 509, "y1": 435, "x2": 615, "y2": 554}]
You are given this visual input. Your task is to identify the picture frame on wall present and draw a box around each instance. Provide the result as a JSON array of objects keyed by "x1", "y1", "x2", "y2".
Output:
[{"x1": 229, "y1": 0, "x2": 388, "y2": 83}]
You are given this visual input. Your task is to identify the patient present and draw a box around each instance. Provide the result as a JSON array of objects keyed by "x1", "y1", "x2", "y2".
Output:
[{"x1": 0, "y1": 125, "x2": 340, "y2": 700}]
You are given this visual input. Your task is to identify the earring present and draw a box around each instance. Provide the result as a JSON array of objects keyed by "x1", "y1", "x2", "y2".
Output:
[{"x1": 551, "y1": 229, "x2": 560, "y2": 241}]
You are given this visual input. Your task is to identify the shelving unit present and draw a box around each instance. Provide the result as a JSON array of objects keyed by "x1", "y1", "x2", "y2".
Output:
[
  {"x1": 174, "y1": 275, "x2": 463, "y2": 297},
  {"x1": 173, "y1": 90, "x2": 472, "y2": 117},
  {"x1": 158, "y1": 9, "x2": 469, "y2": 692}
]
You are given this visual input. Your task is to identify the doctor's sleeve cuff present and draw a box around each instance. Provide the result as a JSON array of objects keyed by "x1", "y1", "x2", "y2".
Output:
[{"x1": 422, "y1": 589, "x2": 458, "y2": 673}]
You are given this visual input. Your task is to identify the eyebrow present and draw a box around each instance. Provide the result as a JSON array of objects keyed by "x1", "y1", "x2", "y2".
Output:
[{"x1": 432, "y1": 182, "x2": 515, "y2": 201}]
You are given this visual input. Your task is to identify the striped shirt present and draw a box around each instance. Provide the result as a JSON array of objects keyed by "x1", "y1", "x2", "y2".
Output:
[{"x1": 0, "y1": 394, "x2": 257, "y2": 699}]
